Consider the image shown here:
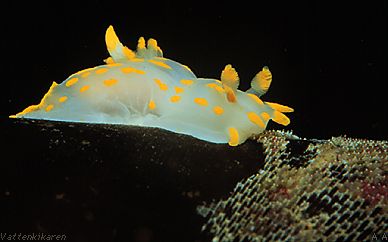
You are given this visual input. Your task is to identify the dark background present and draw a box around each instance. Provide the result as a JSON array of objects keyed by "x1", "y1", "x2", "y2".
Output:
[{"x1": 1, "y1": 0, "x2": 387, "y2": 139}]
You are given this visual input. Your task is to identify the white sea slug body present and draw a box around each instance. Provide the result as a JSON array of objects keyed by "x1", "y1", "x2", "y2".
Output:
[{"x1": 11, "y1": 26, "x2": 293, "y2": 146}]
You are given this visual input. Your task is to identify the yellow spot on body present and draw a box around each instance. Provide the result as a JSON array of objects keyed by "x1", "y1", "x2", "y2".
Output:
[
  {"x1": 272, "y1": 111, "x2": 291, "y2": 126},
  {"x1": 154, "y1": 79, "x2": 168, "y2": 91},
  {"x1": 261, "y1": 112, "x2": 270, "y2": 121},
  {"x1": 213, "y1": 106, "x2": 224, "y2": 115},
  {"x1": 247, "y1": 112, "x2": 265, "y2": 128},
  {"x1": 81, "y1": 72, "x2": 90, "y2": 78},
  {"x1": 80, "y1": 85, "x2": 90, "y2": 93},
  {"x1": 103, "y1": 79, "x2": 118, "y2": 87},
  {"x1": 45, "y1": 104, "x2": 54, "y2": 112},
  {"x1": 122, "y1": 46, "x2": 136, "y2": 59},
  {"x1": 107, "y1": 63, "x2": 123, "y2": 67},
  {"x1": 121, "y1": 67, "x2": 145, "y2": 75},
  {"x1": 180, "y1": 79, "x2": 194, "y2": 86},
  {"x1": 148, "y1": 59, "x2": 171, "y2": 69},
  {"x1": 148, "y1": 100, "x2": 156, "y2": 110},
  {"x1": 95, "y1": 68, "x2": 108, "y2": 74},
  {"x1": 174, "y1": 86, "x2": 184, "y2": 94},
  {"x1": 58, "y1": 96, "x2": 68, "y2": 103},
  {"x1": 247, "y1": 93, "x2": 264, "y2": 105},
  {"x1": 170, "y1": 95, "x2": 181, "y2": 103},
  {"x1": 66, "y1": 77, "x2": 78, "y2": 87},
  {"x1": 206, "y1": 83, "x2": 225, "y2": 93},
  {"x1": 194, "y1": 98, "x2": 208, "y2": 106},
  {"x1": 228, "y1": 127, "x2": 239, "y2": 146},
  {"x1": 131, "y1": 58, "x2": 144, "y2": 62}
]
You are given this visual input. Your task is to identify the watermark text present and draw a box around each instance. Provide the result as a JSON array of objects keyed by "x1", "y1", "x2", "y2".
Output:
[{"x1": 0, "y1": 233, "x2": 66, "y2": 241}]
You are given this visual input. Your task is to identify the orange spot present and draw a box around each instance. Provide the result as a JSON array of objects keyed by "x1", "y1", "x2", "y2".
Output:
[
  {"x1": 148, "y1": 59, "x2": 171, "y2": 69},
  {"x1": 194, "y1": 98, "x2": 208, "y2": 106},
  {"x1": 103, "y1": 79, "x2": 118, "y2": 87},
  {"x1": 45, "y1": 104, "x2": 54, "y2": 112},
  {"x1": 58, "y1": 96, "x2": 68, "y2": 103},
  {"x1": 121, "y1": 67, "x2": 145, "y2": 75},
  {"x1": 206, "y1": 83, "x2": 225, "y2": 93},
  {"x1": 180, "y1": 79, "x2": 194, "y2": 86},
  {"x1": 107, "y1": 63, "x2": 123, "y2": 67},
  {"x1": 170, "y1": 95, "x2": 181, "y2": 103},
  {"x1": 247, "y1": 93, "x2": 264, "y2": 105},
  {"x1": 154, "y1": 79, "x2": 168, "y2": 91},
  {"x1": 174, "y1": 86, "x2": 184, "y2": 94},
  {"x1": 95, "y1": 68, "x2": 108, "y2": 74},
  {"x1": 66, "y1": 77, "x2": 78, "y2": 87},
  {"x1": 228, "y1": 127, "x2": 239, "y2": 146},
  {"x1": 247, "y1": 112, "x2": 265, "y2": 128},
  {"x1": 213, "y1": 106, "x2": 224, "y2": 115},
  {"x1": 149, "y1": 100, "x2": 156, "y2": 110},
  {"x1": 80, "y1": 85, "x2": 90, "y2": 93},
  {"x1": 131, "y1": 58, "x2": 144, "y2": 62},
  {"x1": 81, "y1": 72, "x2": 90, "y2": 78}
]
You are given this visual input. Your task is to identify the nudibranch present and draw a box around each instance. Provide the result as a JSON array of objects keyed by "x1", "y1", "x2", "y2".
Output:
[{"x1": 11, "y1": 25, "x2": 293, "y2": 146}]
